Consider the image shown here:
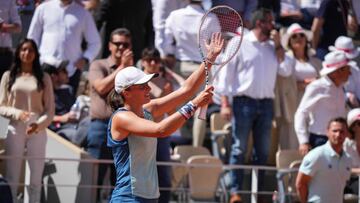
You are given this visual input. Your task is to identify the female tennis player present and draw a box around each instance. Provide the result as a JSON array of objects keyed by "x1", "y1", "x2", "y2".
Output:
[{"x1": 106, "y1": 32, "x2": 223, "y2": 202}]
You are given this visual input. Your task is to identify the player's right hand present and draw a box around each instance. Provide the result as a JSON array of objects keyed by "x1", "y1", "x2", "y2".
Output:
[{"x1": 192, "y1": 86, "x2": 214, "y2": 108}]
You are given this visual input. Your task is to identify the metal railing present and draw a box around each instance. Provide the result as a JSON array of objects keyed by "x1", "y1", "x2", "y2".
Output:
[{"x1": 1, "y1": 155, "x2": 359, "y2": 203}]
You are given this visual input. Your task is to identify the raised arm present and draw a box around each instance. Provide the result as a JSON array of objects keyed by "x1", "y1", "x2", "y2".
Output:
[
  {"x1": 111, "y1": 86, "x2": 214, "y2": 140},
  {"x1": 144, "y1": 32, "x2": 224, "y2": 118}
]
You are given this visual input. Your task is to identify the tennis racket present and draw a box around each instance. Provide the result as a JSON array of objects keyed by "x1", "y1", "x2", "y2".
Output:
[{"x1": 198, "y1": 5, "x2": 244, "y2": 120}]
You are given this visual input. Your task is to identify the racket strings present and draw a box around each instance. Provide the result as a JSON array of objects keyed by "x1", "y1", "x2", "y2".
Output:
[{"x1": 199, "y1": 6, "x2": 243, "y2": 66}]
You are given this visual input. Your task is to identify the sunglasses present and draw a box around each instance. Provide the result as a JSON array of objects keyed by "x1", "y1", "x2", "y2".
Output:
[
  {"x1": 291, "y1": 33, "x2": 305, "y2": 39},
  {"x1": 111, "y1": 41, "x2": 131, "y2": 49}
]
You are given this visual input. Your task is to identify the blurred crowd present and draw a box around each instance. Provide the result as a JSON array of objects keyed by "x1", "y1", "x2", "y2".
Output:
[{"x1": 1, "y1": 0, "x2": 360, "y2": 202}]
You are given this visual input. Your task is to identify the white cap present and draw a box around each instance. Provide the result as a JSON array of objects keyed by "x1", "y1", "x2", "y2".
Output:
[
  {"x1": 347, "y1": 108, "x2": 360, "y2": 128},
  {"x1": 114, "y1": 66, "x2": 157, "y2": 93},
  {"x1": 41, "y1": 55, "x2": 69, "y2": 69},
  {"x1": 329, "y1": 36, "x2": 360, "y2": 59},
  {"x1": 320, "y1": 51, "x2": 355, "y2": 76}
]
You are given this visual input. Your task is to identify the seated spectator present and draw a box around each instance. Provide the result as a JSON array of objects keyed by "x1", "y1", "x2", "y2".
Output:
[{"x1": 42, "y1": 56, "x2": 90, "y2": 146}]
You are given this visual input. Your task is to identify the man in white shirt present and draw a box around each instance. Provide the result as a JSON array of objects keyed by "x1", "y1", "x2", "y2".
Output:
[
  {"x1": 217, "y1": 8, "x2": 292, "y2": 203},
  {"x1": 162, "y1": 0, "x2": 206, "y2": 78},
  {"x1": 295, "y1": 51, "x2": 352, "y2": 156},
  {"x1": 296, "y1": 117, "x2": 351, "y2": 203},
  {"x1": 151, "y1": 0, "x2": 187, "y2": 58},
  {"x1": 27, "y1": 0, "x2": 101, "y2": 94},
  {"x1": 329, "y1": 36, "x2": 360, "y2": 108},
  {"x1": 0, "y1": 0, "x2": 21, "y2": 79}
]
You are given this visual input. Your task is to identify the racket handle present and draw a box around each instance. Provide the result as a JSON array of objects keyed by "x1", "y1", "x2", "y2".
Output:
[{"x1": 198, "y1": 104, "x2": 208, "y2": 120}]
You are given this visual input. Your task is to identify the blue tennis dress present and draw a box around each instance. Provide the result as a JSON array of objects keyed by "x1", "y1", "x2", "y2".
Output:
[{"x1": 107, "y1": 108, "x2": 160, "y2": 202}]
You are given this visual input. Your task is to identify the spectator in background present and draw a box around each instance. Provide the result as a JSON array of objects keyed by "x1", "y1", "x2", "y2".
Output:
[
  {"x1": 343, "y1": 108, "x2": 360, "y2": 197},
  {"x1": 151, "y1": 0, "x2": 187, "y2": 59},
  {"x1": 141, "y1": 47, "x2": 173, "y2": 203},
  {"x1": 42, "y1": 56, "x2": 90, "y2": 146},
  {"x1": 12, "y1": 0, "x2": 40, "y2": 46},
  {"x1": 295, "y1": 51, "x2": 352, "y2": 156},
  {"x1": 311, "y1": 0, "x2": 357, "y2": 60},
  {"x1": 42, "y1": 56, "x2": 75, "y2": 131},
  {"x1": 0, "y1": 38, "x2": 54, "y2": 203},
  {"x1": 344, "y1": 108, "x2": 360, "y2": 168},
  {"x1": 212, "y1": 0, "x2": 258, "y2": 28},
  {"x1": 296, "y1": 117, "x2": 351, "y2": 203},
  {"x1": 283, "y1": 23, "x2": 321, "y2": 104},
  {"x1": 162, "y1": 0, "x2": 208, "y2": 77},
  {"x1": 330, "y1": 36, "x2": 360, "y2": 109},
  {"x1": 0, "y1": 0, "x2": 22, "y2": 79},
  {"x1": 217, "y1": 8, "x2": 292, "y2": 203},
  {"x1": 278, "y1": 0, "x2": 318, "y2": 29},
  {"x1": 95, "y1": 0, "x2": 153, "y2": 61},
  {"x1": 88, "y1": 28, "x2": 133, "y2": 202},
  {"x1": 162, "y1": 0, "x2": 219, "y2": 149},
  {"x1": 27, "y1": 0, "x2": 101, "y2": 95},
  {"x1": 275, "y1": 23, "x2": 321, "y2": 150}
]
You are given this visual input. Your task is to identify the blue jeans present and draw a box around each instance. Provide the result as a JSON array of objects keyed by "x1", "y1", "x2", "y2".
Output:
[
  {"x1": 229, "y1": 96, "x2": 274, "y2": 193},
  {"x1": 86, "y1": 119, "x2": 115, "y2": 201}
]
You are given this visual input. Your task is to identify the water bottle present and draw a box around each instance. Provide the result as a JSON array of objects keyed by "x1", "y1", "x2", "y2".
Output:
[{"x1": 69, "y1": 101, "x2": 81, "y2": 120}]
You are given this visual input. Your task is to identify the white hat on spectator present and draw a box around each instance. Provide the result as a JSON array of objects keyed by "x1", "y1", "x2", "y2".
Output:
[
  {"x1": 282, "y1": 23, "x2": 312, "y2": 49},
  {"x1": 329, "y1": 36, "x2": 360, "y2": 59},
  {"x1": 320, "y1": 51, "x2": 355, "y2": 76},
  {"x1": 41, "y1": 55, "x2": 69, "y2": 69},
  {"x1": 114, "y1": 66, "x2": 158, "y2": 93},
  {"x1": 347, "y1": 108, "x2": 360, "y2": 128}
]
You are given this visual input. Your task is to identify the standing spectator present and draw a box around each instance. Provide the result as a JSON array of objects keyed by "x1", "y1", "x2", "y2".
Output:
[
  {"x1": 151, "y1": 0, "x2": 187, "y2": 58},
  {"x1": 162, "y1": 0, "x2": 219, "y2": 144},
  {"x1": 162, "y1": 0, "x2": 216, "y2": 77},
  {"x1": 0, "y1": 38, "x2": 54, "y2": 203},
  {"x1": 217, "y1": 8, "x2": 293, "y2": 203},
  {"x1": 311, "y1": 0, "x2": 356, "y2": 60},
  {"x1": 27, "y1": 0, "x2": 101, "y2": 94},
  {"x1": 275, "y1": 23, "x2": 321, "y2": 150},
  {"x1": 283, "y1": 23, "x2": 321, "y2": 104},
  {"x1": 12, "y1": 0, "x2": 39, "y2": 46},
  {"x1": 87, "y1": 28, "x2": 133, "y2": 202},
  {"x1": 329, "y1": 36, "x2": 360, "y2": 108},
  {"x1": 296, "y1": 117, "x2": 351, "y2": 203},
  {"x1": 95, "y1": 0, "x2": 153, "y2": 61},
  {"x1": 0, "y1": 0, "x2": 22, "y2": 79},
  {"x1": 294, "y1": 51, "x2": 352, "y2": 156},
  {"x1": 212, "y1": 0, "x2": 258, "y2": 28}
]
